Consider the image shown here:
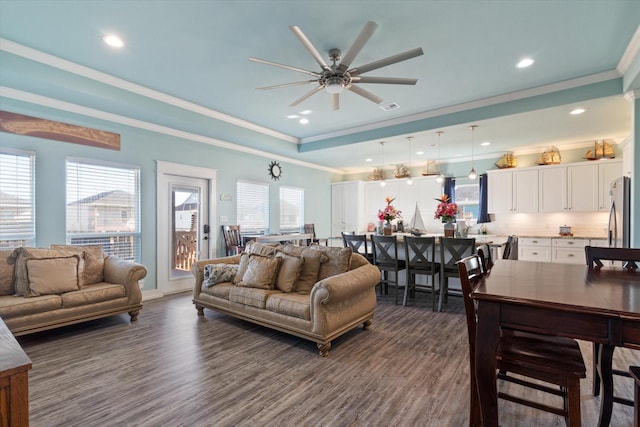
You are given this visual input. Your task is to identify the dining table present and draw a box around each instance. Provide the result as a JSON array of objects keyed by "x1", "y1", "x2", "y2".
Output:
[{"x1": 471, "y1": 259, "x2": 640, "y2": 427}]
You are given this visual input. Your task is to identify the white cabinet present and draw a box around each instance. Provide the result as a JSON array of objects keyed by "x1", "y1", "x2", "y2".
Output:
[
  {"x1": 567, "y1": 164, "x2": 598, "y2": 212},
  {"x1": 622, "y1": 136, "x2": 633, "y2": 178},
  {"x1": 552, "y1": 238, "x2": 588, "y2": 265},
  {"x1": 598, "y1": 161, "x2": 622, "y2": 211},
  {"x1": 488, "y1": 169, "x2": 538, "y2": 213},
  {"x1": 538, "y1": 166, "x2": 566, "y2": 212},
  {"x1": 589, "y1": 239, "x2": 608, "y2": 248},
  {"x1": 331, "y1": 181, "x2": 364, "y2": 236},
  {"x1": 518, "y1": 237, "x2": 552, "y2": 262}
]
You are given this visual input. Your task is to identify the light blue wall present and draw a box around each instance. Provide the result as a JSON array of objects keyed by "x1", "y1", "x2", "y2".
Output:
[{"x1": 0, "y1": 99, "x2": 334, "y2": 291}]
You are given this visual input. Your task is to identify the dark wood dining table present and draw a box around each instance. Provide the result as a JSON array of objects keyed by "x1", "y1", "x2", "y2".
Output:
[{"x1": 471, "y1": 259, "x2": 640, "y2": 427}]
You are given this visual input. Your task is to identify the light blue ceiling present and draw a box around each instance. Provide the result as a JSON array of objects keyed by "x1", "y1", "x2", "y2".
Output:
[{"x1": 0, "y1": 0, "x2": 639, "y2": 173}]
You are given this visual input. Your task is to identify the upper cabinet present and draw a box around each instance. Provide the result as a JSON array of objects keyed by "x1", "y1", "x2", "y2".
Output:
[
  {"x1": 331, "y1": 181, "x2": 364, "y2": 236},
  {"x1": 488, "y1": 169, "x2": 538, "y2": 213}
]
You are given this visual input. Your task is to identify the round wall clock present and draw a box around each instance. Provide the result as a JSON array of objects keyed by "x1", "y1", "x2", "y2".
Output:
[{"x1": 268, "y1": 161, "x2": 282, "y2": 180}]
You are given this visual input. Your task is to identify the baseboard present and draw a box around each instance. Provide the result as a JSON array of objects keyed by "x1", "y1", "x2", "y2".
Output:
[{"x1": 141, "y1": 289, "x2": 164, "y2": 301}]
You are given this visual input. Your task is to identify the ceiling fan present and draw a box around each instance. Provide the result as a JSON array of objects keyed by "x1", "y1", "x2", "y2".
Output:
[{"x1": 249, "y1": 21, "x2": 424, "y2": 110}]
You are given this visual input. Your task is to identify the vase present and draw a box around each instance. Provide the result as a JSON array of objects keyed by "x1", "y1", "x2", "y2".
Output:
[
  {"x1": 383, "y1": 221, "x2": 393, "y2": 236},
  {"x1": 443, "y1": 220, "x2": 455, "y2": 237}
]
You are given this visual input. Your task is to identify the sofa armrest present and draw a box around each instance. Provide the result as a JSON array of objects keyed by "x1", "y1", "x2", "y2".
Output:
[
  {"x1": 192, "y1": 254, "x2": 241, "y2": 299},
  {"x1": 103, "y1": 255, "x2": 147, "y2": 305}
]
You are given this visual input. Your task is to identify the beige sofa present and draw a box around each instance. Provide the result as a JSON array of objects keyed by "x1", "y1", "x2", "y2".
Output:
[
  {"x1": 192, "y1": 242, "x2": 380, "y2": 356},
  {"x1": 0, "y1": 245, "x2": 147, "y2": 336}
]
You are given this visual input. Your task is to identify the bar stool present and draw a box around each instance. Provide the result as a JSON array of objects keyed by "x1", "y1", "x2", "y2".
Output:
[{"x1": 371, "y1": 235, "x2": 406, "y2": 304}]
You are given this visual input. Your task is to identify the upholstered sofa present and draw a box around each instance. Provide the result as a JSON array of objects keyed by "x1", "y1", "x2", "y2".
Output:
[
  {"x1": 0, "y1": 245, "x2": 147, "y2": 336},
  {"x1": 192, "y1": 241, "x2": 380, "y2": 356}
]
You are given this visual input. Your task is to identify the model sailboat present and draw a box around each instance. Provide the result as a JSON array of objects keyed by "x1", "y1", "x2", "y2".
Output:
[{"x1": 408, "y1": 203, "x2": 427, "y2": 235}]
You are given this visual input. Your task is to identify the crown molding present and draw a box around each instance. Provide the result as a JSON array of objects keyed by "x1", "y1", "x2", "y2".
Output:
[{"x1": 618, "y1": 24, "x2": 640, "y2": 74}]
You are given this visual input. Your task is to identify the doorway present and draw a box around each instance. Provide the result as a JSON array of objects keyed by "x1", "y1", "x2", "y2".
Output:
[{"x1": 157, "y1": 161, "x2": 216, "y2": 294}]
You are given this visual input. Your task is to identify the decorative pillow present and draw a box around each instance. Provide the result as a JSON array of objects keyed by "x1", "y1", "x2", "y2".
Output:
[
  {"x1": 274, "y1": 252, "x2": 304, "y2": 293},
  {"x1": 278, "y1": 246, "x2": 327, "y2": 294},
  {"x1": 203, "y1": 263, "x2": 238, "y2": 288},
  {"x1": 0, "y1": 249, "x2": 16, "y2": 296},
  {"x1": 311, "y1": 245, "x2": 353, "y2": 281},
  {"x1": 13, "y1": 247, "x2": 85, "y2": 296},
  {"x1": 51, "y1": 244, "x2": 104, "y2": 285},
  {"x1": 244, "y1": 241, "x2": 279, "y2": 257},
  {"x1": 25, "y1": 255, "x2": 81, "y2": 297},
  {"x1": 233, "y1": 252, "x2": 251, "y2": 285},
  {"x1": 237, "y1": 254, "x2": 282, "y2": 290}
]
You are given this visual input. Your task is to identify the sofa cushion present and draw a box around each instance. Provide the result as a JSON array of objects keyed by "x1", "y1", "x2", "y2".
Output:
[
  {"x1": 244, "y1": 241, "x2": 279, "y2": 257},
  {"x1": 0, "y1": 249, "x2": 15, "y2": 296},
  {"x1": 26, "y1": 255, "x2": 81, "y2": 297},
  {"x1": 265, "y1": 293, "x2": 311, "y2": 320},
  {"x1": 13, "y1": 247, "x2": 85, "y2": 296},
  {"x1": 274, "y1": 252, "x2": 303, "y2": 293},
  {"x1": 61, "y1": 283, "x2": 126, "y2": 308},
  {"x1": 51, "y1": 244, "x2": 105, "y2": 285},
  {"x1": 201, "y1": 281, "x2": 234, "y2": 299},
  {"x1": 229, "y1": 287, "x2": 280, "y2": 309},
  {"x1": 279, "y1": 245, "x2": 327, "y2": 294},
  {"x1": 203, "y1": 263, "x2": 238, "y2": 288},
  {"x1": 0, "y1": 294, "x2": 62, "y2": 318},
  {"x1": 310, "y1": 245, "x2": 353, "y2": 281},
  {"x1": 238, "y1": 254, "x2": 282, "y2": 290},
  {"x1": 233, "y1": 252, "x2": 250, "y2": 285}
]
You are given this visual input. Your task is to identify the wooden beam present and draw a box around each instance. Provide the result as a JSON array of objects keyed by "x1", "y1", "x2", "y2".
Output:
[{"x1": 0, "y1": 111, "x2": 120, "y2": 150}]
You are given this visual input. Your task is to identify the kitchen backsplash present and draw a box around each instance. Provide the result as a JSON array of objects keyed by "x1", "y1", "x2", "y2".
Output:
[{"x1": 478, "y1": 211, "x2": 610, "y2": 238}]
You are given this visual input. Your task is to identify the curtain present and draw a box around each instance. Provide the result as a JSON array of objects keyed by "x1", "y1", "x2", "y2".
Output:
[
  {"x1": 477, "y1": 173, "x2": 490, "y2": 223},
  {"x1": 444, "y1": 177, "x2": 455, "y2": 202}
]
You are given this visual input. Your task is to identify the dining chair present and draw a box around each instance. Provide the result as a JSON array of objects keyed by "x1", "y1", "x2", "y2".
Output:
[
  {"x1": 403, "y1": 236, "x2": 440, "y2": 310},
  {"x1": 501, "y1": 235, "x2": 518, "y2": 260},
  {"x1": 585, "y1": 245, "x2": 640, "y2": 409},
  {"x1": 630, "y1": 366, "x2": 640, "y2": 427},
  {"x1": 457, "y1": 254, "x2": 586, "y2": 427},
  {"x1": 342, "y1": 232, "x2": 373, "y2": 264},
  {"x1": 371, "y1": 235, "x2": 407, "y2": 304},
  {"x1": 438, "y1": 237, "x2": 475, "y2": 311},
  {"x1": 476, "y1": 244, "x2": 494, "y2": 273},
  {"x1": 304, "y1": 224, "x2": 328, "y2": 246},
  {"x1": 222, "y1": 225, "x2": 244, "y2": 256}
]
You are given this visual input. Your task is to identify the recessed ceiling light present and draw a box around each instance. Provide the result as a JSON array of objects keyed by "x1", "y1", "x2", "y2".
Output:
[
  {"x1": 287, "y1": 114, "x2": 299, "y2": 119},
  {"x1": 299, "y1": 118, "x2": 309, "y2": 124},
  {"x1": 480, "y1": 141, "x2": 491, "y2": 146},
  {"x1": 299, "y1": 110, "x2": 312, "y2": 115},
  {"x1": 365, "y1": 158, "x2": 373, "y2": 162},
  {"x1": 103, "y1": 34, "x2": 124, "y2": 48},
  {"x1": 570, "y1": 108, "x2": 586, "y2": 115},
  {"x1": 415, "y1": 151, "x2": 424, "y2": 155},
  {"x1": 516, "y1": 58, "x2": 534, "y2": 68}
]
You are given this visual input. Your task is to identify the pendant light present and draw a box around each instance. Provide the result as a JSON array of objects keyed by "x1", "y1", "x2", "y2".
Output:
[
  {"x1": 380, "y1": 141, "x2": 387, "y2": 187},
  {"x1": 468, "y1": 125, "x2": 478, "y2": 180},
  {"x1": 436, "y1": 131, "x2": 444, "y2": 184},
  {"x1": 406, "y1": 136, "x2": 414, "y2": 185}
]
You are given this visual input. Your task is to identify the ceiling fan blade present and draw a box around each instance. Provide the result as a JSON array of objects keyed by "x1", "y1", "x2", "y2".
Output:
[
  {"x1": 349, "y1": 47, "x2": 424, "y2": 76},
  {"x1": 332, "y1": 93, "x2": 340, "y2": 111},
  {"x1": 289, "y1": 25, "x2": 332, "y2": 72},
  {"x1": 256, "y1": 80, "x2": 318, "y2": 91},
  {"x1": 289, "y1": 86, "x2": 324, "y2": 107},
  {"x1": 347, "y1": 85, "x2": 383, "y2": 104},
  {"x1": 351, "y1": 76, "x2": 418, "y2": 85},
  {"x1": 249, "y1": 57, "x2": 320, "y2": 77},
  {"x1": 337, "y1": 20, "x2": 378, "y2": 73}
]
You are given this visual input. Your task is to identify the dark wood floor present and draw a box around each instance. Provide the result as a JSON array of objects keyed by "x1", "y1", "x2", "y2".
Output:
[{"x1": 17, "y1": 290, "x2": 638, "y2": 426}]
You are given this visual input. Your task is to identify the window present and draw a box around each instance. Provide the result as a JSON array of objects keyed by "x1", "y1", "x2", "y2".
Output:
[
  {"x1": 280, "y1": 186, "x2": 304, "y2": 233},
  {"x1": 0, "y1": 149, "x2": 35, "y2": 248},
  {"x1": 237, "y1": 180, "x2": 269, "y2": 235},
  {"x1": 455, "y1": 179, "x2": 480, "y2": 220},
  {"x1": 66, "y1": 158, "x2": 141, "y2": 262}
]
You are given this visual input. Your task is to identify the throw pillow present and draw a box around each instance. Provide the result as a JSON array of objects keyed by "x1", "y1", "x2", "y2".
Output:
[
  {"x1": 244, "y1": 241, "x2": 279, "y2": 257},
  {"x1": 233, "y1": 252, "x2": 250, "y2": 285},
  {"x1": 310, "y1": 245, "x2": 353, "y2": 281},
  {"x1": 274, "y1": 251, "x2": 304, "y2": 293},
  {"x1": 237, "y1": 254, "x2": 282, "y2": 290},
  {"x1": 203, "y1": 263, "x2": 238, "y2": 288},
  {"x1": 278, "y1": 246, "x2": 327, "y2": 294},
  {"x1": 0, "y1": 249, "x2": 15, "y2": 296},
  {"x1": 13, "y1": 247, "x2": 85, "y2": 296},
  {"x1": 26, "y1": 255, "x2": 81, "y2": 296},
  {"x1": 51, "y1": 244, "x2": 104, "y2": 285}
]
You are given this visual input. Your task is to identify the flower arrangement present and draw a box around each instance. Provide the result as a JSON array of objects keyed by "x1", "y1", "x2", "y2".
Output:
[
  {"x1": 377, "y1": 196, "x2": 402, "y2": 224},
  {"x1": 434, "y1": 194, "x2": 458, "y2": 222}
]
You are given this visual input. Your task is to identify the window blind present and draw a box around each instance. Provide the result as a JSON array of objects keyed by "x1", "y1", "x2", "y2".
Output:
[
  {"x1": 66, "y1": 158, "x2": 141, "y2": 262},
  {"x1": 0, "y1": 149, "x2": 35, "y2": 248},
  {"x1": 280, "y1": 186, "x2": 304, "y2": 233},
  {"x1": 237, "y1": 180, "x2": 269, "y2": 234}
]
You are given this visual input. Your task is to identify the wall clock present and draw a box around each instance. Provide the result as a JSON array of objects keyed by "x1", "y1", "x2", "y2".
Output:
[{"x1": 268, "y1": 161, "x2": 282, "y2": 180}]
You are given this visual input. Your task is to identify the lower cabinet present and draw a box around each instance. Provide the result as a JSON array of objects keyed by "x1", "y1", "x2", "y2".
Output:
[
  {"x1": 518, "y1": 237, "x2": 552, "y2": 262},
  {"x1": 519, "y1": 237, "x2": 604, "y2": 264},
  {"x1": 552, "y1": 238, "x2": 588, "y2": 264}
]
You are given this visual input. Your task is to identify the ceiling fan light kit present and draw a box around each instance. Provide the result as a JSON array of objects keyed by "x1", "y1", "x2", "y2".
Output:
[{"x1": 249, "y1": 21, "x2": 424, "y2": 110}]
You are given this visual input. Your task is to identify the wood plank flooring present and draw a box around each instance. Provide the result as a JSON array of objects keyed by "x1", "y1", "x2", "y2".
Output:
[{"x1": 16, "y1": 291, "x2": 638, "y2": 426}]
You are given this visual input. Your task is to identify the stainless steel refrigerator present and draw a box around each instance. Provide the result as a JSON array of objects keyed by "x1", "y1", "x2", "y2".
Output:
[{"x1": 608, "y1": 176, "x2": 631, "y2": 248}]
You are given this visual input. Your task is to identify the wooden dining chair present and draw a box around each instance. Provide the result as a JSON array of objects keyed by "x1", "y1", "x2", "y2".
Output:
[
  {"x1": 342, "y1": 232, "x2": 373, "y2": 264},
  {"x1": 476, "y1": 244, "x2": 494, "y2": 273},
  {"x1": 585, "y1": 245, "x2": 640, "y2": 409},
  {"x1": 439, "y1": 237, "x2": 475, "y2": 311},
  {"x1": 457, "y1": 255, "x2": 586, "y2": 427},
  {"x1": 222, "y1": 225, "x2": 244, "y2": 256},
  {"x1": 304, "y1": 224, "x2": 328, "y2": 246},
  {"x1": 630, "y1": 366, "x2": 640, "y2": 427},
  {"x1": 371, "y1": 235, "x2": 407, "y2": 304},
  {"x1": 403, "y1": 236, "x2": 440, "y2": 310}
]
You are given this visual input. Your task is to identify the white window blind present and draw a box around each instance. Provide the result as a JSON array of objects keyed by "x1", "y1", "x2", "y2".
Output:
[
  {"x1": 280, "y1": 186, "x2": 304, "y2": 233},
  {"x1": 0, "y1": 149, "x2": 35, "y2": 248},
  {"x1": 455, "y1": 180, "x2": 480, "y2": 219},
  {"x1": 237, "y1": 180, "x2": 269, "y2": 234},
  {"x1": 66, "y1": 158, "x2": 141, "y2": 262}
]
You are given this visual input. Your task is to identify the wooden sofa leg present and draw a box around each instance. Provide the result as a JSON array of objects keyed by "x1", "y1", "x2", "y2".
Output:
[
  {"x1": 195, "y1": 305, "x2": 204, "y2": 316},
  {"x1": 317, "y1": 342, "x2": 331, "y2": 357},
  {"x1": 363, "y1": 319, "x2": 372, "y2": 330},
  {"x1": 128, "y1": 309, "x2": 140, "y2": 321}
]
